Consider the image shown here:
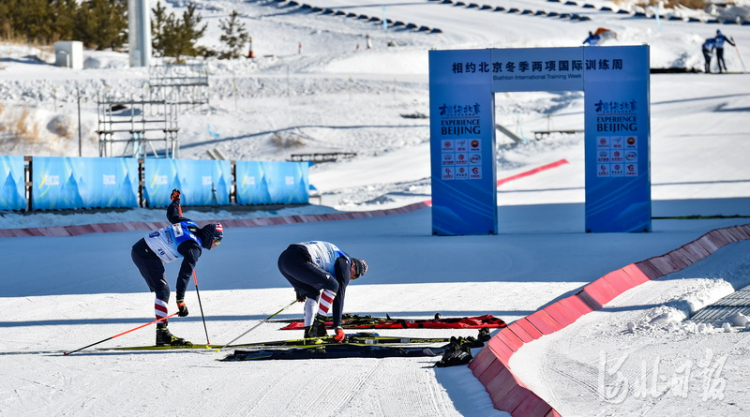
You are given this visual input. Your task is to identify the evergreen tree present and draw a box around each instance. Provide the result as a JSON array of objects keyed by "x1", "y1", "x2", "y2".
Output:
[
  {"x1": 10, "y1": 0, "x2": 54, "y2": 43},
  {"x1": 0, "y1": 0, "x2": 82, "y2": 44},
  {"x1": 75, "y1": 0, "x2": 127, "y2": 51},
  {"x1": 218, "y1": 10, "x2": 249, "y2": 60},
  {"x1": 51, "y1": 0, "x2": 79, "y2": 42},
  {"x1": 151, "y1": 1, "x2": 208, "y2": 62}
]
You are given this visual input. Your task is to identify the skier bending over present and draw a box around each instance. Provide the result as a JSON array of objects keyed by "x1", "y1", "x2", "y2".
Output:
[
  {"x1": 131, "y1": 189, "x2": 224, "y2": 346},
  {"x1": 702, "y1": 37, "x2": 716, "y2": 73},
  {"x1": 277, "y1": 241, "x2": 368, "y2": 342}
]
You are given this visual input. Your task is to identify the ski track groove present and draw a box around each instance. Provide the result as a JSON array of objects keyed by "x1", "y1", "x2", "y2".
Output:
[{"x1": 329, "y1": 359, "x2": 383, "y2": 416}]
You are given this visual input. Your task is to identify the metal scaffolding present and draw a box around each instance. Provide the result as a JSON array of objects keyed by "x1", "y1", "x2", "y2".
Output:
[
  {"x1": 96, "y1": 93, "x2": 179, "y2": 158},
  {"x1": 148, "y1": 63, "x2": 210, "y2": 112}
]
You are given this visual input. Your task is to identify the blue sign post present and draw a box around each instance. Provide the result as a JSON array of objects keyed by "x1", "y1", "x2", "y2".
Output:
[
  {"x1": 429, "y1": 49, "x2": 498, "y2": 235},
  {"x1": 429, "y1": 46, "x2": 651, "y2": 235},
  {"x1": 583, "y1": 46, "x2": 651, "y2": 232}
]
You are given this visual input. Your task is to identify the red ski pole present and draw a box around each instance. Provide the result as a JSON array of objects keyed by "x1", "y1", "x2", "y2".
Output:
[{"x1": 64, "y1": 313, "x2": 178, "y2": 355}]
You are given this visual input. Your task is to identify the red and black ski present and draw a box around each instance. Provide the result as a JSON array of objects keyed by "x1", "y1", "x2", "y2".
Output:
[{"x1": 279, "y1": 313, "x2": 506, "y2": 330}]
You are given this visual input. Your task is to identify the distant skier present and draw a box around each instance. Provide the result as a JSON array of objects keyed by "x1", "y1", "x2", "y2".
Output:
[
  {"x1": 702, "y1": 37, "x2": 716, "y2": 73},
  {"x1": 583, "y1": 31, "x2": 600, "y2": 46},
  {"x1": 714, "y1": 30, "x2": 736, "y2": 73},
  {"x1": 277, "y1": 241, "x2": 368, "y2": 342},
  {"x1": 131, "y1": 189, "x2": 224, "y2": 346}
]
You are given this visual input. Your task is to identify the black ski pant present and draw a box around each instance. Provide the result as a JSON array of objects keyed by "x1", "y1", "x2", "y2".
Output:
[
  {"x1": 717, "y1": 48, "x2": 727, "y2": 72},
  {"x1": 278, "y1": 244, "x2": 339, "y2": 301},
  {"x1": 131, "y1": 238, "x2": 170, "y2": 302},
  {"x1": 702, "y1": 49, "x2": 712, "y2": 73}
]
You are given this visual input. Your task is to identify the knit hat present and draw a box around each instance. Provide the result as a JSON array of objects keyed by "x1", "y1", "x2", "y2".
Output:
[
  {"x1": 201, "y1": 223, "x2": 224, "y2": 249},
  {"x1": 351, "y1": 258, "x2": 368, "y2": 279}
]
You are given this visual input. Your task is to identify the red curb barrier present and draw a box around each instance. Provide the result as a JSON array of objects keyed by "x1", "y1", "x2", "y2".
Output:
[
  {"x1": 476, "y1": 357, "x2": 505, "y2": 386},
  {"x1": 515, "y1": 318, "x2": 544, "y2": 339},
  {"x1": 497, "y1": 329, "x2": 524, "y2": 351},
  {"x1": 525, "y1": 310, "x2": 563, "y2": 335},
  {"x1": 495, "y1": 384, "x2": 532, "y2": 412},
  {"x1": 506, "y1": 322, "x2": 537, "y2": 343},
  {"x1": 559, "y1": 295, "x2": 593, "y2": 316},
  {"x1": 633, "y1": 259, "x2": 662, "y2": 280},
  {"x1": 671, "y1": 247, "x2": 695, "y2": 267},
  {"x1": 487, "y1": 336, "x2": 515, "y2": 364},
  {"x1": 543, "y1": 300, "x2": 580, "y2": 327},
  {"x1": 512, "y1": 392, "x2": 552, "y2": 417},
  {"x1": 473, "y1": 223, "x2": 750, "y2": 417},
  {"x1": 486, "y1": 367, "x2": 521, "y2": 407},
  {"x1": 601, "y1": 270, "x2": 639, "y2": 295},
  {"x1": 581, "y1": 278, "x2": 619, "y2": 309},
  {"x1": 469, "y1": 346, "x2": 496, "y2": 374},
  {"x1": 576, "y1": 289, "x2": 602, "y2": 310},
  {"x1": 621, "y1": 263, "x2": 650, "y2": 285}
]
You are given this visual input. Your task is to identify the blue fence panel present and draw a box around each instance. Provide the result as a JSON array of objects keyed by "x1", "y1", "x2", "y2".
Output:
[
  {"x1": 0, "y1": 155, "x2": 26, "y2": 210},
  {"x1": 32, "y1": 156, "x2": 138, "y2": 210},
  {"x1": 143, "y1": 158, "x2": 231, "y2": 207},
  {"x1": 265, "y1": 161, "x2": 309, "y2": 204},
  {"x1": 236, "y1": 161, "x2": 271, "y2": 205},
  {"x1": 8, "y1": 155, "x2": 305, "y2": 210},
  {"x1": 236, "y1": 161, "x2": 308, "y2": 205}
]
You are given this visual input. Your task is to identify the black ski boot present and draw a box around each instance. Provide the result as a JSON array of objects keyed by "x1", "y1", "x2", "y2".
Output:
[
  {"x1": 156, "y1": 323, "x2": 191, "y2": 346},
  {"x1": 304, "y1": 314, "x2": 329, "y2": 339},
  {"x1": 435, "y1": 337, "x2": 473, "y2": 368}
]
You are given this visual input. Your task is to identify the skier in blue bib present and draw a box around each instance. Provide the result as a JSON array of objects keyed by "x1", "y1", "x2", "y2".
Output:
[
  {"x1": 702, "y1": 37, "x2": 716, "y2": 73},
  {"x1": 714, "y1": 30, "x2": 736, "y2": 73},
  {"x1": 277, "y1": 241, "x2": 368, "y2": 342},
  {"x1": 131, "y1": 189, "x2": 224, "y2": 346}
]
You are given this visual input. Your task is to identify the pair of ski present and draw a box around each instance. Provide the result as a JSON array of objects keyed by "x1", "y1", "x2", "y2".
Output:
[
  {"x1": 277, "y1": 313, "x2": 507, "y2": 330},
  {"x1": 222, "y1": 330, "x2": 490, "y2": 363},
  {"x1": 98, "y1": 331, "x2": 474, "y2": 352}
]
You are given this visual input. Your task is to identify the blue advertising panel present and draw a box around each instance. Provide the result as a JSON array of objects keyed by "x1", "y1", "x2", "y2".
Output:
[
  {"x1": 235, "y1": 161, "x2": 309, "y2": 205},
  {"x1": 32, "y1": 157, "x2": 139, "y2": 210},
  {"x1": 429, "y1": 49, "x2": 498, "y2": 235},
  {"x1": 583, "y1": 46, "x2": 651, "y2": 232},
  {"x1": 0, "y1": 155, "x2": 26, "y2": 210},
  {"x1": 143, "y1": 158, "x2": 232, "y2": 207},
  {"x1": 236, "y1": 161, "x2": 270, "y2": 205}
]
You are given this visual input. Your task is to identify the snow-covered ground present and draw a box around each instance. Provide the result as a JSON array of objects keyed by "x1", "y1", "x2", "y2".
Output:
[{"x1": 1, "y1": 0, "x2": 750, "y2": 416}]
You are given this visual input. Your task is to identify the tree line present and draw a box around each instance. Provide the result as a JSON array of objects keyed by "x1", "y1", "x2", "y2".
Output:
[{"x1": 0, "y1": 0, "x2": 249, "y2": 60}]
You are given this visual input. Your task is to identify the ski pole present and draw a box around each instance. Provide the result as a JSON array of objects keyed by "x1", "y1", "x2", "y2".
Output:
[
  {"x1": 192, "y1": 270, "x2": 211, "y2": 345},
  {"x1": 175, "y1": 195, "x2": 211, "y2": 345},
  {"x1": 219, "y1": 300, "x2": 297, "y2": 350},
  {"x1": 63, "y1": 313, "x2": 178, "y2": 355}
]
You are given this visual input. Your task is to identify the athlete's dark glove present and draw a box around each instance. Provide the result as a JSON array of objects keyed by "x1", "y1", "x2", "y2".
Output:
[
  {"x1": 177, "y1": 300, "x2": 189, "y2": 317},
  {"x1": 170, "y1": 189, "x2": 181, "y2": 201},
  {"x1": 295, "y1": 292, "x2": 306, "y2": 303}
]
